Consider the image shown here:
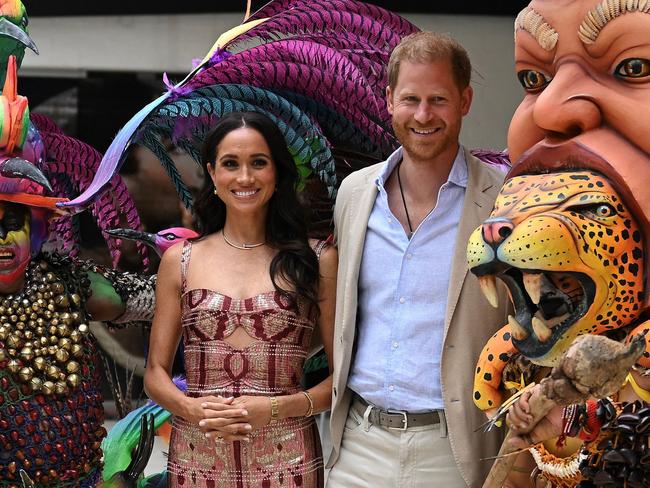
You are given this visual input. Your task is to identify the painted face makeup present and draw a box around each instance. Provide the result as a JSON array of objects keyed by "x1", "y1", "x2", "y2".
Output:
[{"x1": 0, "y1": 202, "x2": 30, "y2": 288}]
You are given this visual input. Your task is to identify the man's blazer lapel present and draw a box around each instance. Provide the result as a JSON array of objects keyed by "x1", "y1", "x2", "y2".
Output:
[
  {"x1": 341, "y1": 172, "x2": 379, "y2": 335},
  {"x1": 444, "y1": 151, "x2": 500, "y2": 339}
]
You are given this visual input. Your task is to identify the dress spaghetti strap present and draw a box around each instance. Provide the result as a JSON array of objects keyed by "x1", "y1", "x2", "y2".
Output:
[
  {"x1": 180, "y1": 240, "x2": 192, "y2": 295},
  {"x1": 311, "y1": 238, "x2": 330, "y2": 261}
]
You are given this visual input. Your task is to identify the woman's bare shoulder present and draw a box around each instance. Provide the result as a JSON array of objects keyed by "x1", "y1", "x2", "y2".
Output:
[{"x1": 318, "y1": 245, "x2": 337, "y2": 278}]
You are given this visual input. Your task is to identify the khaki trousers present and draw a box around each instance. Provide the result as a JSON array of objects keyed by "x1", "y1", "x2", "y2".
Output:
[{"x1": 327, "y1": 399, "x2": 467, "y2": 488}]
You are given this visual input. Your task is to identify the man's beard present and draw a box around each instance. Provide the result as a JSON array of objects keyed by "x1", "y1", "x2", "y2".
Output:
[{"x1": 393, "y1": 122, "x2": 456, "y2": 164}]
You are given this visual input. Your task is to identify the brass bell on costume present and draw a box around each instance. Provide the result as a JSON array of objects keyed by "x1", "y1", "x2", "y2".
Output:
[
  {"x1": 41, "y1": 380, "x2": 55, "y2": 395},
  {"x1": 67, "y1": 373, "x2": 80, "y2": 388},
  {"x1": 55, "y1": 380, "x2": 67, "y2": 395},
  {"x1": 7, "y1": 359, "x2": 21, "y2": 373},
  {"x1": 33, "y1": 353, "x2": 45, "y2": 367},
  {"x1": 71, "y1": 343, "x2": 83, "y2": 358},
  {"x1": 30, "y1": 376, "x2": 42, "y2": 391},
  {"x1": 55, "y1": 348, "x2": 69, "y2": 363},
  {"x1": 18, "y1": 366, "x2": 33, "y2": 382},
  {"x1": 20, "y1": 346, "x2": 34, "y2": 361},
  {"x1": 47, "y1": 364, "x2": 61, "y2": 379},
  {"x1": 6, "y1": 334, "x2": 22, "y2": 349}
]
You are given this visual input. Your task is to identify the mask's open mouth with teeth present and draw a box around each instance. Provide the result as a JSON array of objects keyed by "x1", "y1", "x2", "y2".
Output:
[
  {"x1": 0, "y1": 250, "x2": 15, "y2": 262},
  {"x1": 477, "y1": 266, "x2": 595, "y2": 360}
]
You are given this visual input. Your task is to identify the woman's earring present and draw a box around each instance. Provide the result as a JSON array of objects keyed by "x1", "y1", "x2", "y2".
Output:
[{"x1": 213, "y1": 186, "x2": 218, "y2": 195}]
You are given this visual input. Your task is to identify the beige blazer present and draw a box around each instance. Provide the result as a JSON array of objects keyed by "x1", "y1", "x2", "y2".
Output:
[{"x1": 328, "y1": 148, "x2": 510, "y2": 487}]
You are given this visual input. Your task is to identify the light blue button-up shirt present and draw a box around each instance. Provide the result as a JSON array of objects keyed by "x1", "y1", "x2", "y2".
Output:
[{"x1": 347, "y1": 146, "x2": 468, "y2": 412}]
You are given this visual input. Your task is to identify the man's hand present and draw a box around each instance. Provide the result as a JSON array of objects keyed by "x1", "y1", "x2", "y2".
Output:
[{"x1": 506, "y1": 388, "x2": 563, "y2": 449}]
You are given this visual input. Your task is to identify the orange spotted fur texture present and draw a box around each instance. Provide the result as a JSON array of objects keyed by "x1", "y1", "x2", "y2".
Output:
[{"x1": 467, "y1": 171, "x2": 648, "y2": 411}]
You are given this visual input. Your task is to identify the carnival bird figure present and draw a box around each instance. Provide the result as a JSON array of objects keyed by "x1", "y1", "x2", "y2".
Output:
[
  {"x1": 101, "y1": 377, "x2": 187, "y2": 487},
  {"x1": 0, "y1": 0, "x2": 37, "y2": 84},
  {"x1": 107, "y1": 226, "x2": 199, "y2": 257}
]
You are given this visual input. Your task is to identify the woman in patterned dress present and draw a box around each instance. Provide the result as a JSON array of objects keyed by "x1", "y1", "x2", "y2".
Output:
[{"x1": 144, "y1": 111, "x2": 337, "y2": 487}]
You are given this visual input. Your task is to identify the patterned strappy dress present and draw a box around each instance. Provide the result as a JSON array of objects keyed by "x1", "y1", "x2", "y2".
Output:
[{"x1": 167, "y1": 240, "x2": 327, "y2": 487}]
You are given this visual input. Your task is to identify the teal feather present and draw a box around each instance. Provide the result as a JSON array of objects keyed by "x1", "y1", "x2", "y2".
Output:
[
  {"x1": 139, "y1": 94, "x2": 335, "y2": 193},
  {"x1": 188, "y1": 85, "x2": 317, "y2": 140},
  {"x1": 150, "y1": 99, "x2": 315, "y2": 170},
  {"x1": 174, "y1": 138, "x2": 202, "y2": 167},
  {"x1": 138, "y1": 131, "x2": 194, "y2": 210},
  {"x1": 271, "y1": 88, "x2": 385, "y2": 155}
]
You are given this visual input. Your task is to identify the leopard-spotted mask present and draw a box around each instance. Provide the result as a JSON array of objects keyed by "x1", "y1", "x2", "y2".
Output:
[{"x1": 467, "y1": 171, "x2": 648, "y2": 411}]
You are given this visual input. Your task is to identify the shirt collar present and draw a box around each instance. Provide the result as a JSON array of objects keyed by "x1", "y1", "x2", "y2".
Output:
[{"x1": 375, "y1": 145, "x2": 468, "y2": 190}]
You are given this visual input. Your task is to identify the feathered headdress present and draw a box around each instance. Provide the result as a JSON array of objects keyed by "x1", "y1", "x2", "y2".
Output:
[
  {"x1": 0, "y1": 54, "x2": 147, "y2": 267},
  {"x1": 31, "y1": 113, "x2": 148, "y2": 267},
  {"x1": 60, "y1": 0, "x2": 419, "y2": 221}
]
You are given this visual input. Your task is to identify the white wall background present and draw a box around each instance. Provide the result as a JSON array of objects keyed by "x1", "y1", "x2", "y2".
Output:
[{"x1": 21, "y1": 12, "x2": 522, "y2": 150}]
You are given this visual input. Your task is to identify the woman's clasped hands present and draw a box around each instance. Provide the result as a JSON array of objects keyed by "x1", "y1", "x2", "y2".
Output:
[{"x1": 196, "y1": 395, "x2": 273, "y2": 442}]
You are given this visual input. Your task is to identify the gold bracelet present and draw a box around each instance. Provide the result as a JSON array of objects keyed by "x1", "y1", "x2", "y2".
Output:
[
  {"x1": 269, "y1": 396, "x2": 279, "y2": 424},
  {"x1": 301, "y1": 390, "x2": 314, "y2": 417}
]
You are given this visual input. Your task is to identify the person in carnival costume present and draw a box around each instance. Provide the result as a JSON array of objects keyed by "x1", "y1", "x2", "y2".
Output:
[
  {"x1": 0, "y1": 3, "x2": 157, "y2": 484},
  {"x1": 466, "y1": 0, "x2": 650, "y2": 486}
]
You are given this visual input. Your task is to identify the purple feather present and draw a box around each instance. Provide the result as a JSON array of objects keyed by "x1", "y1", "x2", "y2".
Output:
[
  {"x1": 471, "y1": 149, "x2": 511, "y2": 173},
  {"x1": 60, "y1": 91, "x2": 172, "y2": 210},
  {"x1": 36, "y1": 121, "x2": 147, "y2": 267},
  {"x1": 205, "y1": 48, "x2": 232, "y2": 67},
  {"x1": 232, "y1": 6, "x2": 413, "y2": 50},
  {"x1": 208, "y1": 40, "x2": 383, "y2": 113},
  {"x1": 163, "y1": 72, "x2": 192, "y2": 99},
  {"x1": 297, "y1": 32, "x2": 390, "y2": 64},
  {"x1": 31, "y1": 113, "x2": 65, "y2": 136},
  {"x1": 147, "y1": 375, "x2": 187, "y2": 406},
  {"x1": 189, "y1": 62, "x2": 394, "y2": 152},
  {"x1": 246, "y1": 0, "x2": 418, "y2": 38}
]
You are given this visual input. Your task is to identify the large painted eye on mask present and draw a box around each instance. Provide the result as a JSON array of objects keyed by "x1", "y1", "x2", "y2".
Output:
[
  {"x1": 614, "y1": 58, "x2": 650, "y2": 81},
  {"x1": 517, "y1": 69, "x2": 552, "y2": 92},
  {"x1": 571, "y1": 202, "x2": 618, "y2": 221}
]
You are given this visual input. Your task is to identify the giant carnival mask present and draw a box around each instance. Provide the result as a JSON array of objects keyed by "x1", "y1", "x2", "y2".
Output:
[{"x1": 468, "y1": 0, "x2": 650, "y2": 412}]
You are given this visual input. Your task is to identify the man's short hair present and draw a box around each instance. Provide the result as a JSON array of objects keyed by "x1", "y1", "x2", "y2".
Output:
[{"x1": 387, "y1": 32, "x2": 472, "y2": 92}]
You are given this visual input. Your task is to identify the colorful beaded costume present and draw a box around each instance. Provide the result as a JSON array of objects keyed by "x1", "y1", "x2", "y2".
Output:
[{"x1": 0, "y1": 3, "x2": 156, "y2": 485}]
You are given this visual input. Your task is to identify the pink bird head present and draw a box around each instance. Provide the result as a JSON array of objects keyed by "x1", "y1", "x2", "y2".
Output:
[{"x1": 106, "y1": 226, "x2": 198, "y2": 257}]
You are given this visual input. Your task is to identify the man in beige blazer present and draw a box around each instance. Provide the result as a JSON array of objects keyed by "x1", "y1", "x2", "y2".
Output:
[{"x1": 326, "y1": 32, "x2": 509, "y2": 487}]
